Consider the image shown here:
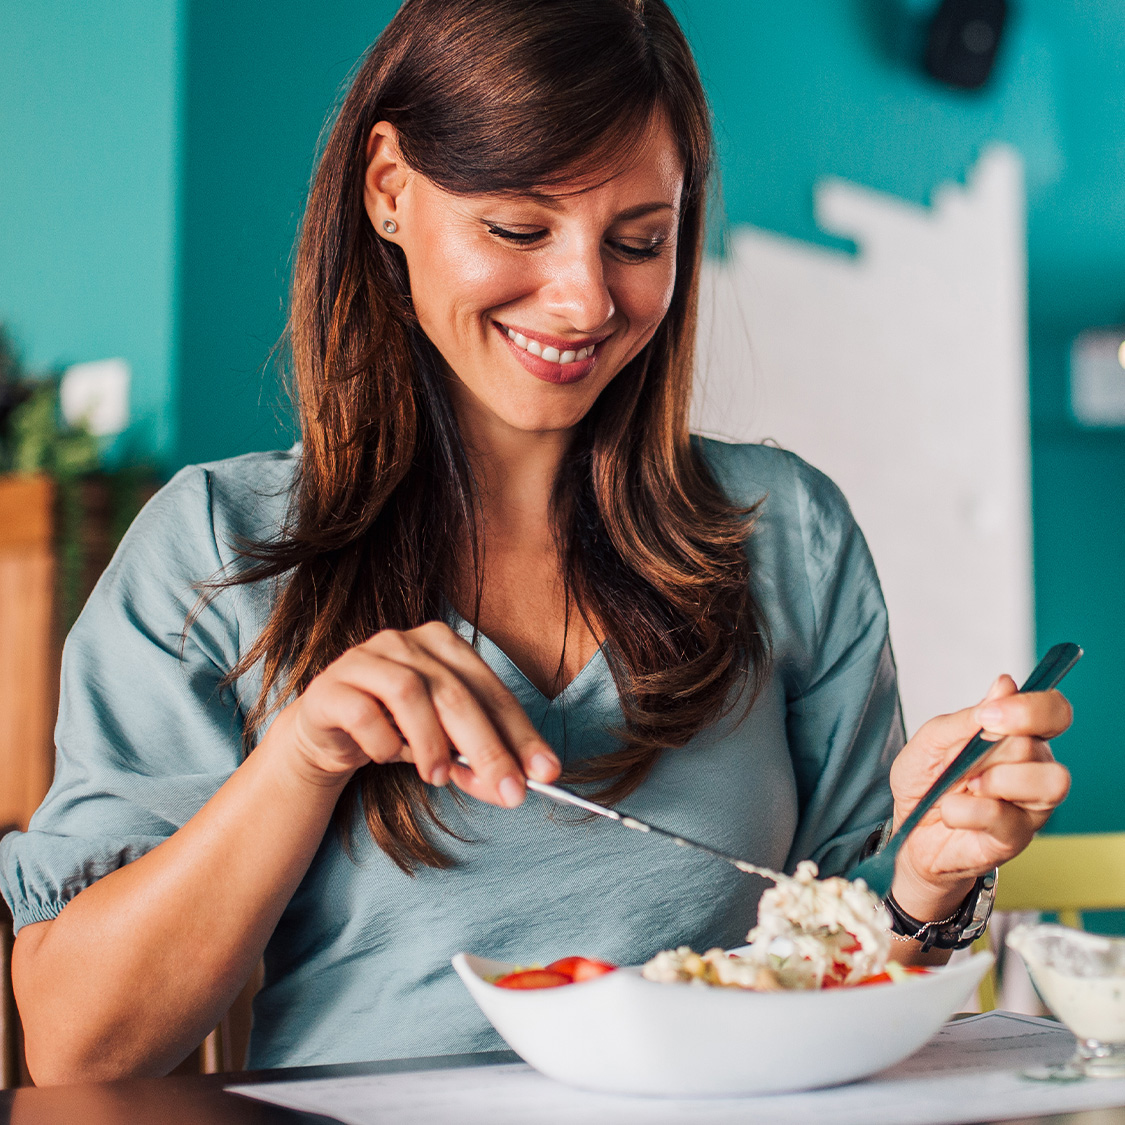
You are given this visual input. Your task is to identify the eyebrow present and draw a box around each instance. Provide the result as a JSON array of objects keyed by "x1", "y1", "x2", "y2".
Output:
[
  {"x1": 616, "y1": 202, "x2": 676, "y2": 221},
  {"x1": 498, "y1": 192, "x2": 676, "y2": 221}
]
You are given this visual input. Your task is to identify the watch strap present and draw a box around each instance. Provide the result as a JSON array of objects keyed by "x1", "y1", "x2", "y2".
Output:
[{"x1": 884, "y1": 869, "x2": 997, "y2": 952}]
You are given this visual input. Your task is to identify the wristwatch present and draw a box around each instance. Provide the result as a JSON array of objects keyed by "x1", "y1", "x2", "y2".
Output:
[{"x1": 883, "y1": 869, "x2": 997, "y2": 952}]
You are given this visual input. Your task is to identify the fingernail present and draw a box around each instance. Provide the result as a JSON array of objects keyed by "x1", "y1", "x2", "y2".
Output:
[
  {"x1": 529, "y1": 750, "x2": 559, "y2": 780},
  {"x1": 499, "y1": 776, "x2": 525, "y2": 808},
  {"x1": 978, "y1": 704, "x2": 1003, "y2": 726},
  {"x1": 430, "y1": 764, "x2": 449, "y2": 787},
  {"x1": 966, "y1": 776, "x2": 982, "y2": 794}
]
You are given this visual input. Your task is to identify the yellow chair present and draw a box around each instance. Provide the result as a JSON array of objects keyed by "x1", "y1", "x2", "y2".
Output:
[{"x1": 977, "y1": 831, "x2": 1125, "y2": 1011}]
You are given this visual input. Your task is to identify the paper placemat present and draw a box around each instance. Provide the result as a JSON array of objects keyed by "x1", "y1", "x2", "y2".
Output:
[{"x1": 229, "y1": 1012, "x2": 1125, "y2": 1125}]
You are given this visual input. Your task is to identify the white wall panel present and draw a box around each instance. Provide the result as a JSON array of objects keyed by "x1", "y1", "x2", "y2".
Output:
[{"x1": 693, "y1": 146, "x2": 1032, "y2": 733}]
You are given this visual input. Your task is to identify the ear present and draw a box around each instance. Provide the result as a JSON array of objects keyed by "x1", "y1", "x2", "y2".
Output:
[{"x1": 364, "y1": 121, "x2": 410, "y2": 238}]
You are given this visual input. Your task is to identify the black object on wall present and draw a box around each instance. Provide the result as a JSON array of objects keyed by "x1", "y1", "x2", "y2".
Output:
[{"x1": 924, "y1": 0, "x2": 1008, "y2": 90}]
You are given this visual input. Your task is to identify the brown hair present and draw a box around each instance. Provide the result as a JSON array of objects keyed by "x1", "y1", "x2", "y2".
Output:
[{"x1": 222, "y1": 0, "x2": 770, "y2": 872}]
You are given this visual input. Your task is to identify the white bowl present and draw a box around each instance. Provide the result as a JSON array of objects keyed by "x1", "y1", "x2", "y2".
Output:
[{"x1": 452, "y1": 950, "x2": 994, "y2": 1097}]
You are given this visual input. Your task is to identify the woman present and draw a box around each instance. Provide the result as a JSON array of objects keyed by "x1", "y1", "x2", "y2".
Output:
[{"x1": 2, "y1": 0, "x2": 1071, "y2": 1083}]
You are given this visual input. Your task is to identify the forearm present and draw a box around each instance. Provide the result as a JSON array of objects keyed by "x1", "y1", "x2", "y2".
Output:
[{"x1": 13, "y1": 709, "x2": 351, "y2": 1084}]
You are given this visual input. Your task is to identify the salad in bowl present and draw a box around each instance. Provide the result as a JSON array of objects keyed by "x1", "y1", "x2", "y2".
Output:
[{"x1": 453, "y1": 861, "x2": 992, "y2": 1096}]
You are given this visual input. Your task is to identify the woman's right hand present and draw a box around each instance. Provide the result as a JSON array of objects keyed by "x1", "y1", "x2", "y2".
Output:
[{"x1": 270, "y1": 620, "x2": 561, "y2": 807}]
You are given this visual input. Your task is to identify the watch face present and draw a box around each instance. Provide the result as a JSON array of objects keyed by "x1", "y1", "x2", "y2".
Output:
[{"x1": 950, "y1": 869, "x2": 998, "y2": 949}]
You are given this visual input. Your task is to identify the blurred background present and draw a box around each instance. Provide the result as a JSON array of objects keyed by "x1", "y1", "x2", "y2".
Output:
[{"x1": 0, "y1": 1, "x2": 1122, "y2": 931}]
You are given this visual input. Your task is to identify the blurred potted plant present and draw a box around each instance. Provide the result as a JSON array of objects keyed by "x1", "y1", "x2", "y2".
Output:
[{"x1": 0, "y1": 324, "x2": 156, "y2": 633}]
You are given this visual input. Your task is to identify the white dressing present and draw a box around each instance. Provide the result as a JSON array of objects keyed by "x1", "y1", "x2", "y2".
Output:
[{"x1": 1008, "y1": 924, "x2": 1125, "y2": 1045}]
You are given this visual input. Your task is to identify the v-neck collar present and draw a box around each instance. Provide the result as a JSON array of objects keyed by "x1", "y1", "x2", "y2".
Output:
[
  {"x1": 442, "y1": 605, "x2": 623, "y2": 765},
  {"x1": 445, "y1": 606, "x2": 608, "y2": 705}
]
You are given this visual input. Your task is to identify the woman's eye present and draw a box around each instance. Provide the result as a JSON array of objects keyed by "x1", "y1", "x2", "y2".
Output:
[
  {"x1": 487, "y1": 224, "x2": 546, "y2": 244},
  {"x1": 485, "y1": 225, "x2": 668, "y2": 260},
  {"x1": 611, "y1": 237, "x2": 668, "y2": 262}
]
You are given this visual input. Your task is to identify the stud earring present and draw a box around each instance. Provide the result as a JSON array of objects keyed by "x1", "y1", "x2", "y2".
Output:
[{"x1": 382, "y1": 219, "x2": 398, "y2": 234}]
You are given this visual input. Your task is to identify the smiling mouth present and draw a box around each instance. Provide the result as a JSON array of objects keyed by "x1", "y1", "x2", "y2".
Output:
[{"x1": 497, "y1": 324, "x2": 601, "y2": 366}]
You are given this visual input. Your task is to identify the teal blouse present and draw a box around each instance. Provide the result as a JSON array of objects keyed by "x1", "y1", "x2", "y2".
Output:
[{"x1": 0, "y1": 439, "x2": 903, "y2": 1069}]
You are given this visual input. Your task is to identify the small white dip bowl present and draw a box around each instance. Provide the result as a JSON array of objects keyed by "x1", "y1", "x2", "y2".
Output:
[
  {"x1": 452, "y1": 949, "x2": 993, "y2": 1097},
  {"x1": 1008, "y1": 923, "x2": 1125, "y2": 1078}
]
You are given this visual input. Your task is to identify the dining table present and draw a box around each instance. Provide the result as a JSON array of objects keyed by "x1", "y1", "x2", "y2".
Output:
[
  {"x1": 2, "y1": 1044, "x2": 1125, "y2": 1125},
  {"x1": 0, "y1": 1050, "x2": 522, "y2": 1124}
]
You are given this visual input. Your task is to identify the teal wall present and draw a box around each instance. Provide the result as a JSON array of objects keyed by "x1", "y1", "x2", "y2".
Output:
[
  {"x1": 0, "y1": 0, "x2": 182, "y2": 462},
  {"x1": 2, "y1": 3, "x2": 1122, "y2": 897},
  {"x1": 173, "y1": 0, "x2": 399, "y2": 466}
]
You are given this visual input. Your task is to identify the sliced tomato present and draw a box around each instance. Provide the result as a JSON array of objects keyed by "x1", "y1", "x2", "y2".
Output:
[
  {"x1": 854, "y1": 972, "x2": 893, "y2": 987},
  {"x1": 543, "y1": 957, "x2": 583, "y2": 979},
  {"x1": 493, "y1": 969, "x2": 571, "y2": 990},
  {"x1": 854, "y1": 966, "x2": 932, "y2": 987},
  {"x1": 570, "y1": 958, "x2": 617, "y2": 982},
  {"x1": 544, "y1": 956, "x2": 617, "y2": 982}
]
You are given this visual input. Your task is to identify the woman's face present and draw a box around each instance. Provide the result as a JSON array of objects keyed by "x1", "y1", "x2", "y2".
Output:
[{"x1": 365, "y1": 116, "x2": 684, "y2": 442}]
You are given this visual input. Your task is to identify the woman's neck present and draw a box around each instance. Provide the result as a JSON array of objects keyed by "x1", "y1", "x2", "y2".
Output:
[
  {"x1": 453, "y1": 389, "x2": 572, "y2": 538},
  {"x1": 447, "y1": 385, "x2": 604, "y2": 696}
]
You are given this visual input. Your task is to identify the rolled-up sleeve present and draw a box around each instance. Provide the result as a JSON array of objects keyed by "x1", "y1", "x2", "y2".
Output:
[{"x1": 0, "y1": 466, "x2": 250, "y2": 933}]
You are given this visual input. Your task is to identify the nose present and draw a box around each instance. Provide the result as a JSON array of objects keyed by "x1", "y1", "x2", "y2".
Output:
[{"x1": 541, "y1": 239, "x2": 615, "y2": 333}]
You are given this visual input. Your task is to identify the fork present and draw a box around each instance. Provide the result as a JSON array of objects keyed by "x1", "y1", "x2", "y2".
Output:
[
  {"x1": 848, "y1": 642, "x2": 1082, "y2": 898},
  {"x1": 453, "y1": 755, "x2": 778, "y2": 880}
]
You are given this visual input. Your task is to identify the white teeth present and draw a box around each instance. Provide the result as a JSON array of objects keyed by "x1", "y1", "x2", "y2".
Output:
[{"x1": 505, "y1": 326, "x2": 597, "y2": 364}]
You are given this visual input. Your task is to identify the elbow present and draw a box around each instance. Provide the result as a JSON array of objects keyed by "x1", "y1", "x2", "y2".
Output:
[
  {"x1": 17, "y1": 1008, "x2": 86, "y2": 1087},
  {"x1": 22, "y1": 1040, "x2": 95, "y2": 1089},
  {"x1": 20, "y1": 1013, "x2": 168, "y2": 1086},
  {"x1": 12, "y1": 920, "x2": 144, "y2": 1085},
  {"x1": 16, "y1": 991, "x2": 121, "y2": 1087},
  {"x1": 12, "y1": 918, "x2": 200, "y2": 1084},
  {"x1": 25, "y1": 1048, "x2": 138, "y2": 1088}
]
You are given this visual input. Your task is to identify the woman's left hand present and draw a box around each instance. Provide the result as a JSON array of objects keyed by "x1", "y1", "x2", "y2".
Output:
[{"x1": 888, "y1": 674, "x2": 1073, "y2": 921}]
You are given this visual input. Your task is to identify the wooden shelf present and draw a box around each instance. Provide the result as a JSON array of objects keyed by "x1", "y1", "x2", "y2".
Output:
[
  {"x1": 0, "y1": 473, "x2": 57, "y2": 832},
  {"x1": 0, "y1": 476, "x2": 53, "y2": 550}
]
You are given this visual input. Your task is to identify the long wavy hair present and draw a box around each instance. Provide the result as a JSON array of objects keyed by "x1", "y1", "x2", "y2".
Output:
[{"x1": 221, "y1": 0, "x2": 770, "y2": 873}]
